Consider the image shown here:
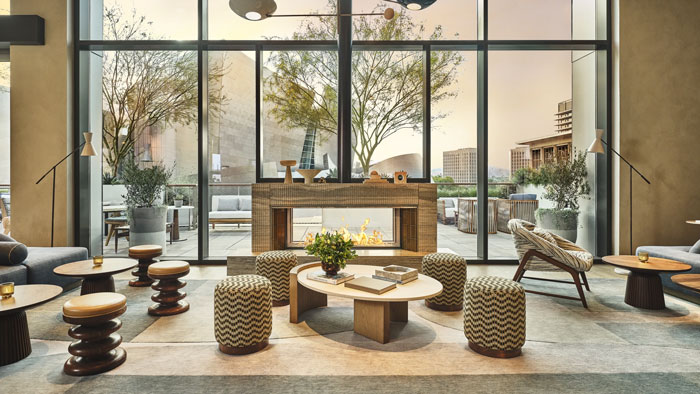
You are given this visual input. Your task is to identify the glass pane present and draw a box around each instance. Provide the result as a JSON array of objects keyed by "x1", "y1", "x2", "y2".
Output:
[
  {"x1": 351, "y1": 50, "x2": 423, "y2": 179},
  {"x1": 100, "y1": 51, "x2": 199, "y2": 259},
  {"x1": 0, "y1": 0, "x2": 7, "y2": 235},
  {"x1": 488, "y1": 51, "x2": 597, "y2": 259},
  {"x1": 209, "y1": 0, "x2": 334, "y2": 40},
  {"x1": 352, "y1": 0, "x2": 477, "y2": 40},
  {"x1": 431, "y1": 51, "x2": 478, "y2": 259},
  {"x1": 488, "y1": 0, "x2": 599, "y2": 40},
  {"x1": 83, "y1": 0, "x2": 198, "y2": 40},
  {"x1": 262, "y1": 50, "x2": 339, "y2": 180},
  {"x1": 208, "y1": 51, "x2": 256, "y2": 258}
]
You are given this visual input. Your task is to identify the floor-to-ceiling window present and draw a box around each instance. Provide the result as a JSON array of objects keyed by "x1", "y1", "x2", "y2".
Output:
[
  {"x1": 0, "y1": 0, "x2": 10, "y2": 236},
  {"x1": 76, "y1": 0, "x2": 611, "y2": 263}
]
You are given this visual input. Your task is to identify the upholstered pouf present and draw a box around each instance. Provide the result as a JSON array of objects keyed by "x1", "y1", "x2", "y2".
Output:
[
  {"x1": 62, "y1": 292, "x2": 127, "y2": 376},
  {"x1": 464, "y1": 276, "x2": 526, "y2": 358},
  {"x1": 128, "y1": 245, "x2": 163, "y2": 287},
  {"x1": 147, "y1": 260, "x2": 190, "y2": 316},
  {"x1": 255, "y1": 250, "x2": 298, "y2": 306},
  {"x1": 422, "y1": 252, "x2": 467, "y2": 311},
  {"x1": 214, "y1": 275, "x2": 273, "y2": 355}
]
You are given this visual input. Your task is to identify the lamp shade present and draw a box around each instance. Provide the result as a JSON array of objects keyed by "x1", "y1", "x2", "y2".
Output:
[
  {"x1": 229, "y1": 0, "x2": 277, "y2": 21},
  {"x1": 80, "y1": 132, "x2": 97, "y2": 157},
  {"x1": 587, "y1": 129, "x2": 605, "y2": 154},
  {"x1": 390, "y1": 0, "x2": 437, "y2": 10}
]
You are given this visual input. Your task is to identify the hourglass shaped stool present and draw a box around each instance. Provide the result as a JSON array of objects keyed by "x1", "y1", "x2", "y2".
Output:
[
  {"x1": 128, "y1": 245, "x2": 163, "y2": 287},
  {"x1": 147, "y1": 260, "x2": 190, "y2": 316},
  {"x1": 62, "y1": 292, "x2": 127, "y2": 376}
]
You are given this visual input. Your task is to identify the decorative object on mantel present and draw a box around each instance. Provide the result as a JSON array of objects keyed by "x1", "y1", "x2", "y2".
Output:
[
  {"x1": 296, "y1": 168, "x2": 321, "y2": 184},
  {"x1": 373, "y1": 265, "x2": 417, "y2": 284},
  {"x1": 394, "y1": 171, "x2": 408, "y2": 184},
  {"x1": 280, "y1": 160, "x2": 296, "y2": 184},
  {"x1": 363, "y1": 170, "x2": 389, "y2": 184},
  {"x1": 318, "y1": 177, "x2": 327, "y2": 183},
  {"x1": 345, "y1": 276, "x2": 396, "y2": 295},
  {"x1": 307, "y1": 271, "x2": 355, "y2": 285},
  {"x1": 304, "y1": 231, "x2": 357, "y2": 276}
]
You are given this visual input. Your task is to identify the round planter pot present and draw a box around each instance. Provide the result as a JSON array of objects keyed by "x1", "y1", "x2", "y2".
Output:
[
  {"x1": 321, "y1": 261, "x2": 341, "y2": 276},
  {"x1": 128, "y1": 206, "x2": 167, "y2": 250},
  {"x1": 536, "y1": 209, "x2": 578, "y2": 243},
  {"x1": 174, "y1": 200, "x2": 183, "y2": 208}
]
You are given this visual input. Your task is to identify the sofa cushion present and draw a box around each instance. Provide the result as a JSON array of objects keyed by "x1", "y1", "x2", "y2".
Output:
[
  {"x1": 690, "y1": 239, "x2": 700, "y2": 254},
  {"x1": 445, "y1": 207, "x2": 457, "y2": 218},
  {"x1": 209, "y1": 211, "x2": 252, "y2": 220},
  {"x1": 239, "y1": 195, "x2": 252, "y2": 211},
  {"x1": 0, "y1": 233, "x2": 16, "y2": 242},
  {"x1": 0, "y1": 242, "x2": 28, "y2": 266},
  {"x1": 24, "y1": 247, "x2": 88, "y2": 287},
  {"x1": 215, "y1": 196, "x2": 239, "y2": 212},
  {"x1": 0, "y1": 264, "x2": 28, "y2": 285},
  {"x1": 442, "y1": 199, "x2": 455, "y2": 209}
]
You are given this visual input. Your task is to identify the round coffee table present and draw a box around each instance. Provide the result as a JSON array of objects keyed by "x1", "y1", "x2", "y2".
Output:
[
  {"x1": 0, "y1": 284, "x2": 62, "y2": 366},
  {"x1": 290, "y1": 263, "x2": 442, "y2": 344},
  {"x1": 602, "y1": 255, "x2": 691, "y2": 309},
  {"x1": 54, "y1": 258, "x2": 137, "y2": 295},
  {"x1": 671, "y1": 274, "x2": 700, "y2": 293}
]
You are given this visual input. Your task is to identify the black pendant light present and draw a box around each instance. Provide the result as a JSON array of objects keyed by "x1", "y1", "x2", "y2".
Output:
[{"x1": 385, "y1": 0, "x2": 437, "y2": 11}]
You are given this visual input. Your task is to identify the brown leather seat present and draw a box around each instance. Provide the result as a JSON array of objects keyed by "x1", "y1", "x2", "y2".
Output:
[
  {"x1": 148, "y1": 261, "x2": 190, "y2": 276},
  {"x1": 63, "y1": 292, "x2": 127, "y2": 319},
  {"x1": 128, "y1": 245, "x2": 162, "y2": 259}
]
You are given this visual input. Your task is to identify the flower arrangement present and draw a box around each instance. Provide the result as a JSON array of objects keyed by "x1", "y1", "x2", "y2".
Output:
[{"x1": 304, "y1": 231, "x2": 358, "y2": 276}]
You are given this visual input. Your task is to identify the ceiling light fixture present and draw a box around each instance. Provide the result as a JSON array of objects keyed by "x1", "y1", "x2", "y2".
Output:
[
  {"x1": 230, "y1": 0, "x2": 396, "y2": 21},
  {"x1": 384, "y1": 0, "x2": 437, "y2": 11}
]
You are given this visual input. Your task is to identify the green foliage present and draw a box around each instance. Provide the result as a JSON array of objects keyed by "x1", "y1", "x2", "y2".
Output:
[
  {"x1": 432, "y1": 175, "x2": 454, "y2": 183},
  {"x1": 436, "y1": 185, "x2": 510, "y2": 199},
  {"x1": 121, "y1": 158, "x2": 172, "y2": 208},
  {"x1": 102, "y1": 172, "x2": 121, "y2": 185},
  {"x1": 304, "y1": 232, "x2": 358, "y2": 269},
  {"x1": 512, "y1": 167, "x2": 547, "y2": 186},
  {"x1": 539, "y1": 151, "x2": 591, "y2": 210}
]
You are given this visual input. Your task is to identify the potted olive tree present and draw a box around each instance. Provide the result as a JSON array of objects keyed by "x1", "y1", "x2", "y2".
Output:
[
  {"x1": 121, "y1": 158, "x2": 172, "y2": 249},
  {"x1": 535, "y1": 151, "x2": 591, "y2": 242}
]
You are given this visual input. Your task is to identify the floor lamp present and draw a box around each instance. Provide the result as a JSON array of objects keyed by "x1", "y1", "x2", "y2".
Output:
[
  {"x1": 36, "y1": 132, "x2": 96, "y2": 247},
  {"x1": 588, "y1": 129, "x2": 651, "y2": 254}
]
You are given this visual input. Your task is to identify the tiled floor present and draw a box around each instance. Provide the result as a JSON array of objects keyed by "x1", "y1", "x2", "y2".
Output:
[{"x1": 104, "y1": 223, "x2": 518, "y2": 259}]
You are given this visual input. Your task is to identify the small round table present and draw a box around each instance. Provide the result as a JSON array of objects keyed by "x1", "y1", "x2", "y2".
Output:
[
  {"x1": 54, "y1": 258, "x2": 137, "y2": 295},
  {"x1": 290, "y1": 263, "x2": 443, "y2": 344},
  {"x1": 0, "y1": 284, "x2": 62, "y2": 366},
  {"x1": 671, "y1": 274, "x2": 700, "y2": 293},
  {"x1": 602, "y1": 255, "x2": 691, "y2": 309}
]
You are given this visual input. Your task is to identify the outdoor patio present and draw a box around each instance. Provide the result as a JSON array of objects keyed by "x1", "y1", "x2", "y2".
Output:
[{"x1": 103, "y1": 222, "x2": 518, "y2": 260}]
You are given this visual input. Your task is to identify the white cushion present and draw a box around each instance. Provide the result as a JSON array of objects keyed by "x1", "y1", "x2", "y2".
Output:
[
  {"x1": 445, "y1": 207, "x2": 457, "y2": 218},
  {"x1": 209, "y1": 211, "x2": 251, "y2": 219},
  {"x1": 213, "y1": 196, "x2": 239, "y2": 212},
  {"x1": 238, "y1": 195, "x2": 252, "y2": 211}
]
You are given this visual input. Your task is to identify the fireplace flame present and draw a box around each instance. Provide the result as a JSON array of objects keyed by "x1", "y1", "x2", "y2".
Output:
[{"x1": 304, "y1": 218, "x2": 385, "y2": 246}]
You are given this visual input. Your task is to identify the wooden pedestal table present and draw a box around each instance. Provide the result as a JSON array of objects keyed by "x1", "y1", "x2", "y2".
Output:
[
  {"x1": 671, "y1": 274, "x2": 700, "y2": 294},
  {"x1": 54, "y1": 258, "x2": 137, "y2": 295},
  {"x1": 0, "y1": 284, "x2": 62, "y2": 366},
  {"x1": 290, "y1": 263, "x2": 442, "y2": 344},
  {"x1": 602, "y1": 255, "x2": 691, "y2": 309}
]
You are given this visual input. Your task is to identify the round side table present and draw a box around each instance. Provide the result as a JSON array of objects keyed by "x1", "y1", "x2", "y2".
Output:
[{"x1": 54, "y1": 258, "x2": 137, "y2": 295}]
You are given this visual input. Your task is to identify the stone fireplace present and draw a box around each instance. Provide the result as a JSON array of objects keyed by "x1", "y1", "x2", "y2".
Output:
[{"x1": 251, "y1": 184, "x2": 437, "y2": 256}]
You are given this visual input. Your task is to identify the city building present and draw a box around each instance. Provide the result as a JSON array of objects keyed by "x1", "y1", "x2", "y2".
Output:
[
  {"x1": 443, "y1": 147, "x2": 477, "y2": 183},
  {"x1": 509, "y1": 146, "x2": 530, "y2": 177},
  {"x1": 512, "y1": 99, "x2": 573, "y2": 170}
]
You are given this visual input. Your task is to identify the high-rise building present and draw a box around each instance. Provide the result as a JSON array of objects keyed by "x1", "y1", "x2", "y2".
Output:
[
  {"x1": 509, "y1": 146, "x2": 530, "y2": 177},
  {"x1": 443, "y1": 148, "x2": 477, "y2": 183}
]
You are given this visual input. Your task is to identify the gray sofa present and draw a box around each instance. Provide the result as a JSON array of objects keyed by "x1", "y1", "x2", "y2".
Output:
[
  {"x1": 636, "y1": 245, "x2": 700, "y2": 301},
  {"x1": 0, "y1": 245, "x2": 87, "y2": 289}
]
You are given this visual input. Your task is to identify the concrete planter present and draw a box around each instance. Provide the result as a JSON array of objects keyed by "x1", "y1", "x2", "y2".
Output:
[
  {"x1": 536, "y1": 208, "x2": 578, "y2": 243},
  {"x1": 128, "y1": 206, "x2": 167, "y2": 250}
]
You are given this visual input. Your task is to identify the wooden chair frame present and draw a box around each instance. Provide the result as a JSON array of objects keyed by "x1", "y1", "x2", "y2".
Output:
[{"x1": 513, "y1": 249, "x2": 591, "y2": 308}]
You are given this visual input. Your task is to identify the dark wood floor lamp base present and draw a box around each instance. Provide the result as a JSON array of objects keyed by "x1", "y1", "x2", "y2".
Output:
[
  {"x1": 513, "y1": 249, "x2": 590, "y2": 308},
  {"x1": 0, "y1": 311, "x2": 32, "y2": 366},
  {"x1": 218, "y1": 340, "x2": 268, "y2": 355},
  {"x1": 625, "y1": 271, "x2": 665, "y2": 309},
  {"x1": 468, "y1": 341, "x2": 521, "y2": 359},
  {"x1": 63, "y1": 307, "x2": 127, "y2": 376},
  {"x1": 425, "y1": 300, "x2": 463, "y2": 311},
  {"x1": 148, "y1": 270, "x2": 190, "y2": 316}
]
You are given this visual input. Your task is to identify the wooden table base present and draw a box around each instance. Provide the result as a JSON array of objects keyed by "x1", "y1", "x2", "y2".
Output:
[
  {"x1": 468, "y1": 341, "x2": 521, "y2": 359},
  {"x1": 63, "y1": 308, "x2": 127, "y2": 376},
  {"x1": 81, "y1": 275, "x2": 116, "y2": 295},
  {"x1": 0, "y1": 311, "x2": 32, "y2": 366},
  {"x1": 353, "y1": 300, "x2": 408, "y2": 344},
  {"x1": 625, "y1": 271, "x2": 666, "y2": 310},
  {"x1": 218, "y1": 340, "x2": 269, "y2": 355},
  {"x1": 130, "y1": 258, "x2": 156, "y2": 287}
]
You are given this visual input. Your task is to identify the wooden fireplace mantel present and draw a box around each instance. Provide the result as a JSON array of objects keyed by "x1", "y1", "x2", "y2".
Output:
[{"x1": 251, "y1": 183, "x2": 437, "y2": 253}]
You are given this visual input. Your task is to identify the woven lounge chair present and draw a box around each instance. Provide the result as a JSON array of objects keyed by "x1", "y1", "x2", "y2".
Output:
[{"x1": 508, "y1": 219, "x2": 594, "y2": 308}]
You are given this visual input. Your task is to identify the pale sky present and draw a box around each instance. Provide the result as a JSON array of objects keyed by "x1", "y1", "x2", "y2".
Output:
[{"x1": 103, "y1": 0, "x2": 581, "y2": 170}]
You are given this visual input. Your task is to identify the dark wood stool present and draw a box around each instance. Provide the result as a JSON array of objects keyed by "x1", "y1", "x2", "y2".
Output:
[
  {"x1": 62, "y1": 292, "x2": 127, "y2": 376},
  {"x1": 147, "y1": 261, "x2": 190, "y2": 316},
  {"x1": 128, "y1": 245, "x2": 163, "y2": 287}
]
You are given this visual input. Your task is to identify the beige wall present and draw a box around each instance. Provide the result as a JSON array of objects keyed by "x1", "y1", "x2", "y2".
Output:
[
  {"x1": 617, "y1": 0, "x2": 700, "y2": 253},
  {"x1": 10, "y1": 0, "x2": 73, "y2": 246}
]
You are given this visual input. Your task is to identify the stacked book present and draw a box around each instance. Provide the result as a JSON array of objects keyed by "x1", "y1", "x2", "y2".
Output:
[
  {"x1": 307, "y1": 271, "x2": 355, "y2": 285},
  {"x1": 372, "y1": 265, "x2": 418, "y2": 284}
]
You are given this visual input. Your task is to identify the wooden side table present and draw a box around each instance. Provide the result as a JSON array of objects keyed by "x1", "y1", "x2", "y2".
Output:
[
  {"x1": 0, "y1": 284, "x2": 62, "y2": 366},
  {"x1": 671, "y1": 274, "x2": 700, "y2": 293},
  {"x1": 54, "y1": 259, "x2": 137, "y2": 295},
  {"x1": 602, "y1": 255, "x2": 691, "y2": 309}
]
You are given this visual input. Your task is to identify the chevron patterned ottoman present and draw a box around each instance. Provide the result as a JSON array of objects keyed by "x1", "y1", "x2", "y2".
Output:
[
  {"x1": 255, "y1": 250, "x2": 298, "y2": 306},
  {"x1": 422, "y1": 252, "x2": 467, "y2": 311},
  {"x1": 214, "y1": 275, "x2": 273, "y2": 355},
  {"x1": 463, "y1": 276, "x2": 526, "y2": 358}
]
